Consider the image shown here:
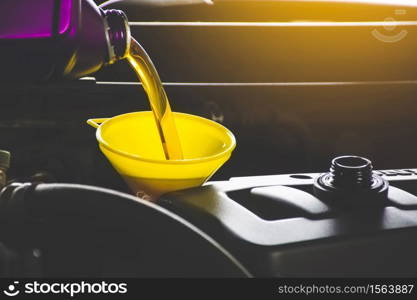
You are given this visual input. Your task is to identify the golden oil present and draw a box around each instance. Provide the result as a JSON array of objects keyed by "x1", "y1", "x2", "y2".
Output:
[{"x1": 127, "y1": 38, "x2": 183, "y2": 160}]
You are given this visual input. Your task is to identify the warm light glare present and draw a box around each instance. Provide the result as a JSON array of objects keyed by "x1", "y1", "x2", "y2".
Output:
[
  {"x1": 301, "y1": 0, "x2": 417, "y2": 7},
  {"x1": 130, "y1": 21, "x2": 417, "y2": 26}
]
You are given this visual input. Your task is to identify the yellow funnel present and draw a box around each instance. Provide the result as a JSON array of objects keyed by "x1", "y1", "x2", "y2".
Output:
[{"x1": 87, "y1": 111, "x2": 236, "y2": 199}]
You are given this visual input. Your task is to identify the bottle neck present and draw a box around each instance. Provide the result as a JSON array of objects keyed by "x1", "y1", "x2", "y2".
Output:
[{"x1": 103, "y1": 9, "x2": 131, "y2": 64}]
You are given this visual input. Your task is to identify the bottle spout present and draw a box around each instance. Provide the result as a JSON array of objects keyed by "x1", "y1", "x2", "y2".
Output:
[{"x1": 103, "y1": 9, "x2": 131, "y2": 64}]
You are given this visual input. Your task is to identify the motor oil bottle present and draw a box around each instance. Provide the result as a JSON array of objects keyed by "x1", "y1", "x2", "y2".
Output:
[{"x1": 0, "y1": 0, "x2": 130, "y2": 81}]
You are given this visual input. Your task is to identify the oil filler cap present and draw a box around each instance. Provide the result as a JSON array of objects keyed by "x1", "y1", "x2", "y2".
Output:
[
  {"x1": 313, "y1": 156, "x2": 388, "y2": 207},
  {"x1": 0, "y1": 150, "x2": 10, "y2": 170}
]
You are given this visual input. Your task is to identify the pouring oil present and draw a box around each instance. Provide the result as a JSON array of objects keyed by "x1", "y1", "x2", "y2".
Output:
[{"x1": 127, "y1": 38, "x2": 183, "y2": 160}]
